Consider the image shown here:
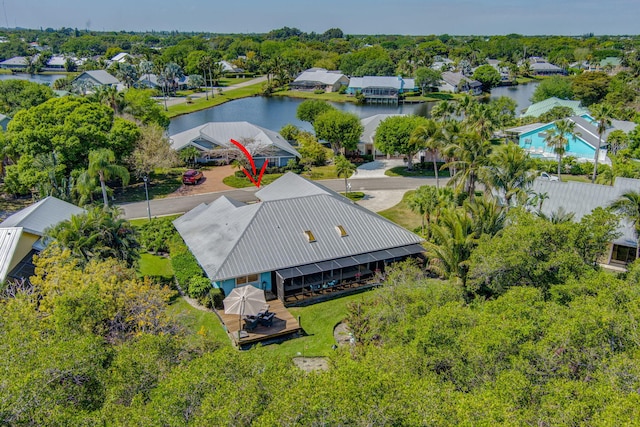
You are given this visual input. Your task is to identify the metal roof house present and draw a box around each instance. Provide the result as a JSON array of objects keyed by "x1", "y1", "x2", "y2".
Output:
[
  {"x1": 0, "y1": 197, "x2": 84, "y2": 282},
  {"x1": 358, "y1": 114, "x2": 404, "y2": 156},
  {"x1": 169, "y1": 121, "x2": 300, "y2": 167},
  {"x1": 72, "y1": 70, "x2": 124, "y2": 92},
  {"x1": 347, "y1": 76, "x2": 417, "y2": 104},
  {"x1": 173, "y1": 173, "x2": 424, "y2": 305},
  {"x1": 0, "y1": 56, "x2": 28, "y2": 70},
  {"x1": 530, "y1": 177, "x2": 640, "y2": 267},
  {"x1": 290, "y1": 68, "x2": 349, "y2": 93},
  {"x1": 522, "y1": 97, "x2": 589, "y2": 118}
]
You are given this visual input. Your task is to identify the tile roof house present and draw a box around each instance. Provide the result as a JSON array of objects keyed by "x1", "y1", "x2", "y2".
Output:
[
  {"x1": 173, "y1": 173, "x2": 425, "y2": 305},
  {"x1": 169, "y1": 121, "x2": 300, "y2": 167},
  {"x1": 438, "y1": 71, "x2": 482, "y2": 95},
  {"x1": 0, "y1": 197, "x2": 84, "y2": 282},
  {"x1": 530, "y1": 177, "x2": 640, "y2": 267},
  {"x1": 290, "y1": 68, "x2": 349, "y2": 93}
]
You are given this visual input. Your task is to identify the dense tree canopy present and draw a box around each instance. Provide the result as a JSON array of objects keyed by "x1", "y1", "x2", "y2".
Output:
[{"x1": 374, "y1": 115, "x2": 429, "y2": 169}]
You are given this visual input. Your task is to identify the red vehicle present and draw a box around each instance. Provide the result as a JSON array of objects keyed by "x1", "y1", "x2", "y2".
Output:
[{"x1": 182, "y1": 169, "x2": 204, "y2": 184}]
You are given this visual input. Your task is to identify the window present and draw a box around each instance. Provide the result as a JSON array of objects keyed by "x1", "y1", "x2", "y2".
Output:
[
  {"x1": 304, "y1": 230, "x2": 316, "y2": 243},
  {"x1": 236, "y1": 274, "x2": 260, "y2": 286},
  {"x1": 336, "y1": 225, "x2": 348, "y2": 237}
]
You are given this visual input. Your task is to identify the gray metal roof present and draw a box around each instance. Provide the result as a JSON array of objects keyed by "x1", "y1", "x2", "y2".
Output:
[
  {"x1": 293, "y1": 69, "x2": 347, "y2": 85},
  {"x1": 531, "y1": 177, "x2": 640, "y2": 247},
  {"x1": 255, "y1": 172, "x2": 334, "y2": 201},
  {"x1": 0, "y1": 56, "x2": 28, "y2": 66},
  {"x1": 76, "y1": 70, "x2": 121, "y2": 85},
  {"x1": 174, "y1": 173, "x2": 424, "y2": 281},
  {"x1": 348, "y1": 76, "x2": 408, "y2": 90},
  {"x1": 169, "y1": 121, "x2": 300, "y2": 158},
  {"x1": 0, "y1": 196, "x2": 84, "y2": 236},
  {"x1": 0, "y1": 227, "x2": 23, "y2": 282}
]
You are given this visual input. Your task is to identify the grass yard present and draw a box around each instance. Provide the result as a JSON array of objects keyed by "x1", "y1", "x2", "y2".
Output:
[
  {"x1": 167, "y1": 82, "x2": 264, "y2": 117},
  {"x1": 385, "y1": 165, "x2": 451, "y2": 178},
  {"x1": 259, "y1": 291, "x2": 374, "y2": 357},
  {"x1": 138, "y1": 253, "x2": 174, "y2": 279},
  {"x1": 301, "y1": 165, "x2": 340, "y2": 180},
  {"x1": 561, "y1": 175, "x2": 591, "y2": 183},
  {"x1": 167, "y1": 297, "x2": 231, "y2": 344},
  {"x1": 222, "y1": 173, "x2": 284, "y2": 188},
  {"x1": 115, "y1": 169, "x2": 184, "y2": 203},
  {"x1": 378, "y1": 190, "x2": 422, "y2": 232},
  {"x1": 272, "y1": 90, "x2": 356, "y2": 103}
]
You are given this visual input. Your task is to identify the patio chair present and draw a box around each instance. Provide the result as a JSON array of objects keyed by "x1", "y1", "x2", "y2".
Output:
[
  {"x1": 243, "y1": 316, "x2": 259, "y2": 331},
  {"x1": 258, "y1": 312, "x2": 275, "y2": 327}
]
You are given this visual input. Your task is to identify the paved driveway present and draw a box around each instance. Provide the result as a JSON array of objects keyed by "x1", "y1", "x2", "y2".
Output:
[{"x1": 351, "y1": 158, "x2": 405, "y2": 179}]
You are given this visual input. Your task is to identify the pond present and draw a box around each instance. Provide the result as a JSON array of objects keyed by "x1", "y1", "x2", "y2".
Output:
[
  {"x1": 490, "y1": 81, "x2": 539, "y2": 115},
  {"x1": 0, "y1": 73, "x2": 67, "y2": 85},
  {"x1": 169, "y1": 82, "x2": 540, "y2": 135}
]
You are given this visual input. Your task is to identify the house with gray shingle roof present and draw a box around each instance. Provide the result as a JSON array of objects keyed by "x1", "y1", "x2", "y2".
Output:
[
  {"x1": 173, "y1": 173, "x2": 424, "y2": 304},
  {"x1": 72, "y1": 70, "x2": 123, "y2": 92},
  {"x1": 0, "y1": 197, "x2": 84, "y2": 282},
  {"x1": 170, "y1": 121, "x2": 300, "y2": 167},
  {"x1": 530, "y1": 177, "x2": 640, "y2": 267}
]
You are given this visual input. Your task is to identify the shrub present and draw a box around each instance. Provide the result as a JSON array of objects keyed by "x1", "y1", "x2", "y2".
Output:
[
  {"x1": 313, "y1": 89, "x2": 325, "y2": 94},
  {"x1": 209, "y1": 288, "x2": 224, "y2": 309},
  {"x1": 189, "y1": 275, "x2": 212, "y2": 300},
  {"x1": 138, "y1": 217, "x2": 177, "y2": 253}
]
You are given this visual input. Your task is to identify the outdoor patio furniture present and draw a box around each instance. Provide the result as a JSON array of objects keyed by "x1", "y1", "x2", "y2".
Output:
[
  {"x1": 258, "y1": 312, "x2": 275, "y2": 327},
  {"x1": 243, "y1": 315, "x2": 259, "y2": 331}
]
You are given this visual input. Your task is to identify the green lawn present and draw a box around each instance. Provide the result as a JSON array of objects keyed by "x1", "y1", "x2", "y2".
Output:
[
  {"x1": 341, "y1": 191, "x2": 365, "y2": 201},
  {"x1": 378, "y1": 190, "x2": 422, "y2": 232},
  {"x1": 167, "y1": 82, "x2": 265, "y2": 117},
  {"x1": 138, "y1": 253, "x2": 173, "y2": 279},
  {"x1": 562, "y1": 174, "x2": 591, "y2": 183},
  {"x1": 167, "y1": 297, "x2": 231, "y2": 344},
  {"x1": 115, "y1": 169, "x2": 184, "y2": 203},
  {"x1": 385, "y1": 165, "x2": 451, "y2": 178},
  {"x1": 222, "y1": 173, "x2": 284, "y2": 188},
  {"x1": 301, "y1": 165, "x2": 340, "y2": 180},
  {"x1": 259, "y1": 291, "x2": 374, "y2": 357}
]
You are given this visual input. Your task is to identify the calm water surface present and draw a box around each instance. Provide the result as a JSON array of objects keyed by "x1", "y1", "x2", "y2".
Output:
[
  {"x1": 169, "y1": 82, "x2": 539, "y2": 135},
  {"x1": 0, "y1": 73, "x2": 66, "y2": 85}
]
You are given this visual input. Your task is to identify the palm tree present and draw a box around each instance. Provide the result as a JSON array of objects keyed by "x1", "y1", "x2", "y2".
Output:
[
  {"x1": 407, "y1": 185, "x2": 439, "y2": 236},
  {"x1": 197, "y1": 55, "x2": 214, "y2": 100},
  {"x1": 610, "y1": 191, "x2": 640, "y2": 259},
  {"x1": 545, "y1": 119, "x2": 577, "y2": 181},
  {"x1": 138, "y1": 60, "x2": 154, "y2": 85},
  {"x1": 455, "y1": 93, "x2": 475, "y2": 119},
  {"x1": 590, "y1": 103, "x2": 615, "y2": 183},
  {"x1": 482, "y1": 143, "x2": 535, "y2": 209},
  {"x1": 179, "y1": 147, "x2": 200, "y2": 167},
  {"x1": 425, "y1": 208, "x2": 476, "y2": 283},
  {"x1": 430, "y1": 100, "x2": 456, "y2": 123},
  {"x1": 334, "y1": 155, "x2": 356, "y2": 194},
  {"x1": 410, "y1": 119, "x2": 442, "y2": 188},
  {"x1": 81, "y1": 149, "x2": 130, "y2": 209},
  {"x1": 444, "y1": 132, "x2": 492, "y2": 200},
  {"x1": 465, "y1": 196, "x2": 506, "y2": 238}
]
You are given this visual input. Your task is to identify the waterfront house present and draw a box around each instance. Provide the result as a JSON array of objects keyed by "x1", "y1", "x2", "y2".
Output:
[
  {"x1": 358, "y1": 114, "x2": 404, "y2": 156},
  {"x1": 173, "y1": 173, "x2": 425, "y2": 305},
  {"x1": 521, "y1": 97, "x2": 589, "y2": 118},
  {"x1": 170, "y1": 121, "x2": 300, "y2": 167},
  {"x1": 290, "y1": 68, "x2": 349, "y2": 93},
  {"x1": 525, "y1": 57, "x2": 565, "y2": 76},
  {"x1": 438, "y1": 71, "x2": 482, "y2": 95},
  {"x1": 347, "y1": 76, "x2": 417, "y2": 104},
  {"x1": 72, "y1": 70, "x2": 123, "y2": 92},
  {"x1": 0, "y1": 197, "x2": 84, "y2": 283},
  {"x1": 0, "y1": 56, "x2": 28, "y2": 70}
]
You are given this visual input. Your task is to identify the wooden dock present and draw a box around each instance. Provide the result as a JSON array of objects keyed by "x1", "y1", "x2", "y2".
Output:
[{"x1": 217, "y1": 299, "x2": 302, "y2": 348}]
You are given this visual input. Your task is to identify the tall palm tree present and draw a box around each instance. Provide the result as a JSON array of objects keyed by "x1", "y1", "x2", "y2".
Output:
[
  {"x1": 444, "y1": 132, "x2": 492, "y2": 200},
  {"x1": 465, "y1": 196, "x2": 506, "y2": 238},
  {"x1": 482, "y1": 143, "x2": 535, "y2": 209},
  {"x1": 455, "y1": 93, "x2": 475, "y2": 119},
  {"x1": 81, "y1": 149, "x2": 130, "y2": 209},
  {"x1": 430, "y1": 100, "x2": 455, "y2": 123},
  {"x1": 410, "y1": 119, "x2": 442, "y2": 188},
  {"x1": 334, "y1": 155, "x2": 356, "y2": 194},
  {"x1": 197, "y1": 55, "x2": 214, "y2": 100},
  {"x1": 610, "y1": 191, "x2": 640, "y2": 259},
  {"x1": 545, "y1": 119, "x2": 577, "y2": 181},
  {"x1": 407, "y1": 185, "x2": 439, "y2": 236},
  {"x1": 425, "y1": 207, "x2": 476, "y2": 283},
  {"x1": 590, "y1": 103, "x2": 615, "y2": 183}
]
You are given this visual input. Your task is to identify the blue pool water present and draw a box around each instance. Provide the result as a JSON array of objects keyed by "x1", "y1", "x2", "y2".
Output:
[{"x1": 519, "y1": 123, "x2": 595, "y2": 159}]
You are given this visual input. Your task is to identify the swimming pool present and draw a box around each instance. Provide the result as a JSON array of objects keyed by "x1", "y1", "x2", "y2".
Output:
[{"x1": 519, "y1": 123, "x2": 596, "y2": 159}]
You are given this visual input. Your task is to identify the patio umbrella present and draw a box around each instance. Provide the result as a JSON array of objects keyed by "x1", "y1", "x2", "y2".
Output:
[{"x1": 223, "y1": 285, "x2": 267, "y2": 337}]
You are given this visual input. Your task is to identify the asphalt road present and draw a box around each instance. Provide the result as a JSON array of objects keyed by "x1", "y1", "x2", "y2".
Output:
[{"x1": 119, "y1": 176, "x2": 440, "y2": 219}]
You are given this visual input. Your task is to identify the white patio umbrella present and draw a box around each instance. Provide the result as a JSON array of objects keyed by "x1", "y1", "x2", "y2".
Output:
[{"x1": 223, "y1": 285, "x2": 267, "y2": 337}]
